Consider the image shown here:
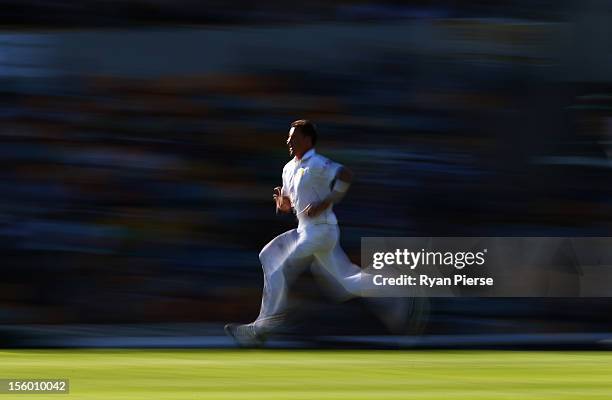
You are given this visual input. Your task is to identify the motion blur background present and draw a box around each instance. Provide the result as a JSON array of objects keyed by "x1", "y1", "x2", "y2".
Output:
[{"x1": 2, "y1": 0, "x2": 612, "y2": 347}]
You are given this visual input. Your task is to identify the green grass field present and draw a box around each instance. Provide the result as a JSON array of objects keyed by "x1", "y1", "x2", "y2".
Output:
[{"x1": 0, "y1": 350, "x2": 611, "y2": 399}]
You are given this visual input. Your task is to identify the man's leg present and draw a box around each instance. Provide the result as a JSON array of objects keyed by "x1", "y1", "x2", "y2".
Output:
[
  {"x1": 254, "y1": 228, "x2": 304, "y2": 333},
  {"x1": 312, "y1": 226, "x2": 418, "y2": 334},
  {"x1": 226, "y1": 227, "x2": 318, "y2": 345},
  {"x1": 226, "y1": 229, "x2": 300, "y2": 346},
  {"x1": 311, "y1": 225, "x2": 369, "y2": 298},
  {"x1": 313, "y1": 249, "x2": 361, "y2": 298}
]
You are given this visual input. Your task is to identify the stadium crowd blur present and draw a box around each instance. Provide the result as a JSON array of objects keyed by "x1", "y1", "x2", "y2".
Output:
[{"x1": 1, "y1": 0, "x2": 612, "y2": 339}]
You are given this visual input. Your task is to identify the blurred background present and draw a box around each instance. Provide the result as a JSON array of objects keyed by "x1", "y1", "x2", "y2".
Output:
[{"x1": 1, "y1": 0, "x2": 612, "y2": 347}]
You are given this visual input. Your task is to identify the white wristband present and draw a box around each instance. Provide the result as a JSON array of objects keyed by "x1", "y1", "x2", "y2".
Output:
[{"x1": 328, "y1": 179, "x2": 351, "y2": 204}]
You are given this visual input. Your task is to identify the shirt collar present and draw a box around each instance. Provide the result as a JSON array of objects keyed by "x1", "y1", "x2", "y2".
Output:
[{"x1": 297, "y1": 148, "x2": 316, "y2": 164}]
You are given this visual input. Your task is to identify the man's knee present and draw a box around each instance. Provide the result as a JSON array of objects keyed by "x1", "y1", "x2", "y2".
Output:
[
  {"x1": 260, "y1": 232, "x2": 295, "y2": 262},
  {"x1": 259, "y1": 241, "x2": 284, "y2": 269},
  {"x1": 259, "y1": 236, "x2": 278, "y2": 263},
  {"x1": 258, "y1": 246, "x2": 268, "y2": 263}
]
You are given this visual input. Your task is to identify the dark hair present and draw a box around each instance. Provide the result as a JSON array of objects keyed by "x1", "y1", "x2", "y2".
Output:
[{"x1": 291, "y1": 119, "x2": 317, "y2": 146}]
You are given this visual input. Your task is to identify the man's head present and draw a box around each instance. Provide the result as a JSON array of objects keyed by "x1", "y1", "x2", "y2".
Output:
[{"x1": 287, "y1": 119, "x2": 317, "y2": 159}]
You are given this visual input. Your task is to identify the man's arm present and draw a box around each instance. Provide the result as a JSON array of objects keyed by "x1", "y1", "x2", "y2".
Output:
[{"x1": 304, "y1": 166, "x2": 353, "y2": 218}]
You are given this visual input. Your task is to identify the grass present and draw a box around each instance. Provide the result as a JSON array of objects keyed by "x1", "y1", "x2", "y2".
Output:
[{"x1": 0, "y1": 350, "x2": 611, "y2": 399}]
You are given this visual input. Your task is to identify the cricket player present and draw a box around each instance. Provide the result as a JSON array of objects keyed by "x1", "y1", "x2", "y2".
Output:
[{"x1": 225, "y1": 120, "x2": 408, "y2": 346}]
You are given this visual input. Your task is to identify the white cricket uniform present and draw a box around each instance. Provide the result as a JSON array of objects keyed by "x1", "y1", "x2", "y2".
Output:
[{"x1": 253, "y1": 149, "x2": 364, "y2": 332}]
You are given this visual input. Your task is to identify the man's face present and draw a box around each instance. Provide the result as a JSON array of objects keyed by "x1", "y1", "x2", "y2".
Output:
[{"x1": 286, "y1": 126, "x2": 309, "y2": 157}]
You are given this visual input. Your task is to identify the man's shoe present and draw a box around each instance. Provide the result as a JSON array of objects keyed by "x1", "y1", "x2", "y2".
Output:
[{"x1": 224, "y1": 323, "x2": 265, "y2": 347}]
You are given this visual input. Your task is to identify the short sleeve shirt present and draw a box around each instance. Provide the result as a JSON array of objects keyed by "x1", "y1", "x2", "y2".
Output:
[{"x1": 282, "y1": 149, "x2": 342, "y2": 229}]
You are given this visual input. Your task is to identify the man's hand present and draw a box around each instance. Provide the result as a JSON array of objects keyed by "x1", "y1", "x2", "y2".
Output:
[
  {"x1": 304, "y1": 199, "x2": 331, "y2": 218},
  {"x1": 273, "y1": 186, "x2": 292, "y2": 213}
]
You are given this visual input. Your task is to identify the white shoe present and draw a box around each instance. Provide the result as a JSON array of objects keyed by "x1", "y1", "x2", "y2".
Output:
[{"x1": 224, "y1": 323, "x2": 265, "y2": 347}]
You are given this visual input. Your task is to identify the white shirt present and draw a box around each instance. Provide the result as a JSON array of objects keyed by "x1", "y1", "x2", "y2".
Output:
[{"x1": 281, "y1": 148, "x2": 342, "y2": 230}]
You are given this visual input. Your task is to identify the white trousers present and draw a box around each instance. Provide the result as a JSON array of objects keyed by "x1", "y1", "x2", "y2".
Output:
[{"x1": 253, "y1": 223, "x2": 364, "y2": 332}]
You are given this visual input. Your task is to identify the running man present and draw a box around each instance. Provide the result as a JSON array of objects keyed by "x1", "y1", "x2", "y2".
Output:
[{"x1": 225, "y1": 120, "x2": 408, "y2": 346}]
